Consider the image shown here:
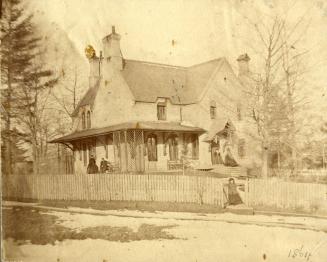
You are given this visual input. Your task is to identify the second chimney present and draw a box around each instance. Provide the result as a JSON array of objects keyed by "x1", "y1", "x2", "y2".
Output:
[
  {"x1": 102, "y1": 25, "x2": 123, "y2": 70},
  {"x1": 237, "y1": 53, "x2": 250, "y2": 77}
]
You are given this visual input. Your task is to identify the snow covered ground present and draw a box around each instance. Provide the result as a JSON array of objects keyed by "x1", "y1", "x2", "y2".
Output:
[{"x1": 3, "y1": 203, "x2": 327, "y2": 262}]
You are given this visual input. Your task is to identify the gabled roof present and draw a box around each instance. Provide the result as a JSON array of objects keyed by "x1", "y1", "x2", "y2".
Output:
[
  {"x1": 72, "y1": 57, "x2": 240, "y2": 115},
  {"x1": 121, "y1": 58, "x2": 224, "y2": 104},
  {"x1": 71, "y1": 78, "x2": 100, "y2": 117},
  {"x1": 50, "y1": 121, "x2": 205, "y2": 143}
]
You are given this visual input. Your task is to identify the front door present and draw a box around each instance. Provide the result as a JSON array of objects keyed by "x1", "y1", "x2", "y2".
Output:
[{"x1": 211, "y1": 139, "x2": 223, "y2": 165}]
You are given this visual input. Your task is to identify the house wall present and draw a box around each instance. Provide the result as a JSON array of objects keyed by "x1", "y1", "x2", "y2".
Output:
[
  {"x1": 133, "y1": 99, "x2": 182, "y2": 122},
  {"x1": 91, "y1": 72, "x2": 136, "y2": 128},
  {"x1": 182, "y1": 63, "x2": 261, "y2": 169}
]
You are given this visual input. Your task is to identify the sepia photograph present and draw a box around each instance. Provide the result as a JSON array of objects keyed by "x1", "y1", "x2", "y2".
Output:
[{"x1": 1, "y1": 0, "x2": 327, "y2": 261}]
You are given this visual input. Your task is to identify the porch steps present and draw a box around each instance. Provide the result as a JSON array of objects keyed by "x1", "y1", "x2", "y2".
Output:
[
  {"x1": 212, "y1": 165, "x2": 247, "y2": 177},
  {"x1": 226, "y1": 204, "x2": 254, "y2": 215}
]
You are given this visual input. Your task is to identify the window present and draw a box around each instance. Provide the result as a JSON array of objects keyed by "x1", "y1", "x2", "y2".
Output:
[
  {"x1": 82, "y1": 112, "x2": 86, "y2": 129},
  {"x1": 238, "y1": 139, "x2": 245, "y2": 158},
  {"x1": 157, "y1": 104, "x2": 166, "y2": 120},
  {"x1": 191, "y1": 134, "x2": 199, "y2": 159},
  {"x1": 237, "y1": 105, "x2": 242, "y2": 120},
  {"x1": 147, "y1": 134, "x2": 157, "y2": 161},
  {"x1": 168, "y1": 134, "x2": 178, "y2": 161},
  {"x1": 210, "y1": 101, "x2": 216, "y2": 119},
  {"x1": 87, "y1": 111, "x2": 91, "y2": 128}
]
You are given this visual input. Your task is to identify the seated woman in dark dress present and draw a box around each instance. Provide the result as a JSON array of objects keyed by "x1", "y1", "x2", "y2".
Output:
[
  {"x1": 227, "y1": 178, "x2": 243, "y2": 205},
  {"x1": 87, "y1": 157, "x2": 99, "y2": 174},
  {"x1": 224, "y1": 148, "x2": 238, "y2": 167}
]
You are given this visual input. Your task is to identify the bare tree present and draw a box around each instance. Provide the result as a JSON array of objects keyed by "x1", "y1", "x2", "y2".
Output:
[
  {"x1": 49, "y1": 44, "x2": 86, "y2": 122},
  {"x1": 238, "y1": 10, "x2": 313, "y2": 177},
  {"x1": 15, "y1": 49, "x2": 58, "y2": 174}
]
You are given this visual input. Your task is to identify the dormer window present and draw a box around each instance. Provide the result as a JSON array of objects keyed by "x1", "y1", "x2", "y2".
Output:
[
  {"x1": 157, "y1": 102, "x2": 166, "y2": 120},
  {"x1": 87, "y1": 111, "x2": 91, "y2": 128},
  {"x1": 82, "y1": 112, "x2": 86, "y2": 129},
  {"x1": 210, "y1": 101, "x2": 216, "y2": 119}
]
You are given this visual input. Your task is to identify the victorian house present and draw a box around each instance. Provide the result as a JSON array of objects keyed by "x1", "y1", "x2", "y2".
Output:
[{"x1": 51, "y1": 26, "x2": 260, "y2": 174}]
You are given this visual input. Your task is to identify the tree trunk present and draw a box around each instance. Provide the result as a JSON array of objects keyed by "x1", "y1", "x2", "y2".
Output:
[
  {"x1": 262, "y1": 147, "x2": 268, "y2": 178},
  {"x1": 5, "y1": 73, "x2": 13, "y2": 175},
  {"x1": 32, "y1": 138, "x2": 39, "y2": 175}
]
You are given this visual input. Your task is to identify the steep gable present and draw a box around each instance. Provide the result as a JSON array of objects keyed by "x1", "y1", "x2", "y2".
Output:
[
  {"x1": 71, "y1": 79, "x2": 100, "y2": 117},
  {"x1": 121, "y1": 58, "x2": 224, "y2": 104},
  {"x1": 196, "y1": 59, "x2": 245, "y2": 109}
]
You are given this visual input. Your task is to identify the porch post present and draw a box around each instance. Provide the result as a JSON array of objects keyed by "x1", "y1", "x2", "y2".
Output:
[
  {"x1": 133, "y1": 130, "x2": 136, "y2": 171},
  {"x1": 118, "y1": 132, "x2": 123, "y2": 172},
  {"x1": 124, "y1": 130, "x2": 128, "y2": 171},
  {"x1": 142, "y1": 130, "x2": 145, "y2": 171}
]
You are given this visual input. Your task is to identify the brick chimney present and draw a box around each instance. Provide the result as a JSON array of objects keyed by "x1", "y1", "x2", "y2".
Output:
[
  {"x1": 237, "y1": 53, "x2": 250, "y2": 77},
  {"x1": 102, "y1": 26, "x2": 123, "y2": 70}
]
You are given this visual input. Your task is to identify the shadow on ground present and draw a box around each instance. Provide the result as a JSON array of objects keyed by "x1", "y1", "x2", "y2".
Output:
[{"x1": 3, "y1": 207, "x2": 178, "y2": 245}]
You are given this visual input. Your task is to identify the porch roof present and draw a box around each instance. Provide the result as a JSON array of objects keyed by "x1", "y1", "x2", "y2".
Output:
[
  {"x1": 50, "y1": 121, "x2": 205, "y2": 143},
  {"x1": 202, "y1": 118, "x2": 235, "y2": 142}
]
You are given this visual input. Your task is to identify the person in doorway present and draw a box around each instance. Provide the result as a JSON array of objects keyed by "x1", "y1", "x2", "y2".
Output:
[
  {"x1": 87, "y1": 156, "x2": 99, "y2": 174},
  {"x1": 100, "y1": 158, "x2": 108, "y2": 173},
  {"x1": 227, "y1": 178, "x2": 242, "y2": 205}
]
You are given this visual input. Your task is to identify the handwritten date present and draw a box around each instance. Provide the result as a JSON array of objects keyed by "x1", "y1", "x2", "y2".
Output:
[{"x1": 288, "y1": 246, "x2": 312, "y2": 261}]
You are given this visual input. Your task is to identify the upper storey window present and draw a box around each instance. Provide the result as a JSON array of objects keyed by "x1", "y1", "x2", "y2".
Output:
[
  {"x1": 82, "y1": 112, "x2": 86, "y2": 129},
  {"x1": 87, "y1": 111, "x2": 91, "y2": 128},
  {"x1": 157, "y1": 102, "x2": 166, "y2": 120},
  {"x1": 81, "y1": 109, "x2": 91, "y2": 129},
  {"x1": 210, "y1": 100, "x2": 216, "y2": 119}
]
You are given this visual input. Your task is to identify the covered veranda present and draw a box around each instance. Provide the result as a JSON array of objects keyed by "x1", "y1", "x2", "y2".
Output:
[{"x1": 50, "y1": 121, "x2": 205, "y2": 173}]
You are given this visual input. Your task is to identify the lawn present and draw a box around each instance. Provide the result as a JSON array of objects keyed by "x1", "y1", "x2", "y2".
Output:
[
  {"x1": 2, "y1": 206, "x2": 178, "y2": 245},
  {"x1": 2, "y1": 204, "x2": 327, "y2": 262}
]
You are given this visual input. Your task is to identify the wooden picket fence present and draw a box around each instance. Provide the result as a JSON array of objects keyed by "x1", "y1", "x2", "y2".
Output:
[
  {"x1": 2, "y1": 174, "x2": 226, "y2": 207},
  {"x1": 247, "y1": 179, "x2": 327, "y2": 210},
  {"x1": 3, "y1": 174, "x2": 327, "y2": 211}
]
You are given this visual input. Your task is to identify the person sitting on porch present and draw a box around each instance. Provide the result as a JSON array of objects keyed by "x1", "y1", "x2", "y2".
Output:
[
  {"x1": 227, "y1": 178, "x2": 242, "y2": 205},
  {"x1": 100, "y1": 158, "x2": 108, "y2": 173},
  {"x1": 224, "y1": 148, "x2": 238, "y2": 167},
  {"x1": 87, "y1": 156, "x2": 99, "y2": 174}
]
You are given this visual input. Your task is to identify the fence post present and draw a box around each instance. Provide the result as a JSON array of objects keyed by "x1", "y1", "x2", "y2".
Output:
[{"x1": 245, "y1": 177, "x2": 249, "y2": 206}]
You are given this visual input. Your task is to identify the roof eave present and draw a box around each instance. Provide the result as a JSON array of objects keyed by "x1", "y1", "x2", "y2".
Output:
[{"x1": 49, "y1": 123, "x2": 206, "y2": 144}]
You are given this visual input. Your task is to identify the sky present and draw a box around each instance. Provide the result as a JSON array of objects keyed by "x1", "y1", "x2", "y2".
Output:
[
  {"x1": 30, "y1": 0, "x2": 327, "y2": 68},
  {"x1": 29, "y1": 0, "x2": 327, "y2": 138}
]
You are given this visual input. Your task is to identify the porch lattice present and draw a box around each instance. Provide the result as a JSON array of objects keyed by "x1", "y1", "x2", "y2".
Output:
[{"x1": 113, "y1": 130, "x2": 145, "y2": 172}]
